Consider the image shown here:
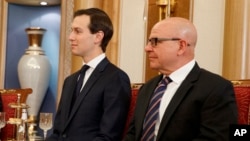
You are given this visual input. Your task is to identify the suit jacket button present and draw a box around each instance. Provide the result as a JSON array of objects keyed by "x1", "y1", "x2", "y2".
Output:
[{"x1": 62, "y1": 134, "x2": 67, "y2": 138}]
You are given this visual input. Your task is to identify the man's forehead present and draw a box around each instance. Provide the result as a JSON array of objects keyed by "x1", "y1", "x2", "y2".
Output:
[
  {"x1": 71, "y1": 15, "x2": 90, "y2": 28},
  {"x1": 151, "y1": 24, "x2": 172, "y2": 36}
]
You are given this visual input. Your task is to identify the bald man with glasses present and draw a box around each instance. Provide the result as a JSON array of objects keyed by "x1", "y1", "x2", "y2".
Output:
[{"x1": 123, "y1": 17, "x2": 238, "y2": 141}]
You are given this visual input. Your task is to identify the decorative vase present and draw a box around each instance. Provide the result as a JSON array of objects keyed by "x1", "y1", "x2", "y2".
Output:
[{"x1": 17, "y1": 27, "x2": 51, "y2": 122}]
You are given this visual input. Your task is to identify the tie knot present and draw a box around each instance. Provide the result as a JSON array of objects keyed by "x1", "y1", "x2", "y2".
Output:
[
  {"x1": 80, "y1": 65, "x2": 90, "y2": 74},
  {"x1": 162, "y1": 76, "x2": 172, "y2": 85}
]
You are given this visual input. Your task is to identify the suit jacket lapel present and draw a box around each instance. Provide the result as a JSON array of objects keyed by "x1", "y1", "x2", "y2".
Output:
[
  {"x1": 156, "y1": 63, "x2": 200, "y2": 140},
  {"x1": 64, "y1": 74, "x2": 79, "y2": 120},
  {"x1": 63, "y1": 58, "x2": 109, "y2": 131}
]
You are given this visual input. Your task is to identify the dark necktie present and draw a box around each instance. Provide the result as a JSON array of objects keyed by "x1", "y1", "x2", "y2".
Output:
[
  {"x1": 140, "y1": 77, "x2": 172, "y2": 141},
  {"x1": 70, "y1": 65, "x2": 89, "y2": 114},
  {"x1": 75, "y1": 65, "x2": 90, "y2": 97}
]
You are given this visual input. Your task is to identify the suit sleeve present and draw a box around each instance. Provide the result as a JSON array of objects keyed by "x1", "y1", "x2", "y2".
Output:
[
  {"x1": 122, "y1": 117, "x2": 136, "y2": 141},
  {"x1": 193, "y1": 80, "x2": 238, "y2": 141},
  {"x1": 93, "y1": 71, "x2": 131, "y2": 141},
  {"x1": 46, "y1": 77, "x2": 69, "y2": 141}
]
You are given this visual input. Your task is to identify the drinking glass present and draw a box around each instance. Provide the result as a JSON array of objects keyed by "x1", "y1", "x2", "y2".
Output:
[
  {"x1": 0, "y1": 112, "x2": 6, "y2": 141},
  {"x1": 39, "y1": 112, "x2": 53, "y2": 140}
]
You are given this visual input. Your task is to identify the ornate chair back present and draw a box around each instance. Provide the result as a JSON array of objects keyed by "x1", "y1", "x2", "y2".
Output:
[
  {"x1": 231, "y1": 79, "x2": 250, "y2": 124},
  {"x1": 123, "y1": 83, "x2": 143, "y2": 137}
]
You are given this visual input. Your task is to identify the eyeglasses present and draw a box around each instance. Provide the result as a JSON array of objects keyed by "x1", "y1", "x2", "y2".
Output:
[{"x1": 148, "y1": 37, "x2": 190, "y2": 47}]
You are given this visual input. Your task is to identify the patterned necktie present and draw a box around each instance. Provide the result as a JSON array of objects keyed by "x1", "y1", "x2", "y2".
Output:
[{"x1": 140, "y1": 77, "x2": 172, "y2": 141}]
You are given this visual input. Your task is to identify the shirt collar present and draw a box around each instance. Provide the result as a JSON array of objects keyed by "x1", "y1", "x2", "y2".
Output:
[
  {"x1": 83, "y1": 53, "x2": 106, "y2": 69},
  {"x1": 169, "y1": 59, "x2": 195, "y2": 84}
]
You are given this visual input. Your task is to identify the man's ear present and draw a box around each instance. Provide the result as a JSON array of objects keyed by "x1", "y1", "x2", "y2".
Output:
[
  {"x1": 177, "y1": 40, "x2": 188, "y2": 55},
  {"x1": 94, "y1": 31, "x2": 104, "y2": 44}
]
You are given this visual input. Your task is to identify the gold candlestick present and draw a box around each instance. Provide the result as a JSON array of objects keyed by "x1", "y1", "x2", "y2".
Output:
[{"x1": 156, "y1": 0, "x2": 177, "y2": 20}]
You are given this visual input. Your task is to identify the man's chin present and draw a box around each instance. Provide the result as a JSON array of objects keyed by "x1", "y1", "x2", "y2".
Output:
[
  {"x1": 71, "y1": 52, "x2": 81, "y2": 56},
  {"x1": 149, "y1": 65, "x2": 158, "y2": 70}
]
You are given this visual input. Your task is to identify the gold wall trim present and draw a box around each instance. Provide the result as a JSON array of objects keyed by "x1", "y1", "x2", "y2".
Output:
[
  {"x1": 56, "y1": 0, "x2": 74, "y2": 108},
  {"x1": 222, "y1": 0, "x2": 250, "y2": 80},
  {"x1": 0, "y1": 1, "x2": 8, "y2": 88},
  {"x1": 103, "y1": 0, "x2": 120, "y2": 66}
]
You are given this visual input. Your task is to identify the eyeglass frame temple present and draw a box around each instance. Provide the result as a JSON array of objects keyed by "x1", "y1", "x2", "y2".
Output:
[{"x1": 148, "y1": 38, "x2": 190, "y2": 46}]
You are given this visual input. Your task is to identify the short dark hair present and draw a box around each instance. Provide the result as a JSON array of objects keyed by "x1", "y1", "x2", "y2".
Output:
[{"x1": 73, "y1": 8, "x2": 113, "y2": 52}]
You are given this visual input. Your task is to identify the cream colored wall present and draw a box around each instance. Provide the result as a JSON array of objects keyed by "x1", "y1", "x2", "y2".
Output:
[
  {"x1": 119, "y1": 0, "x2": 147, "y2": 83},
  {"x1": 193, "y1": 0, "x2": 225, "y2": 75},
  {"x1": 119, "y1": 0, "x2": 225, "y2": 83}
]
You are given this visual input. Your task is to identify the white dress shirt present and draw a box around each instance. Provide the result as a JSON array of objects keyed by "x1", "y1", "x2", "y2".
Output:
[
  {"x1": 154, "y1": 59, "x2": 195, "y2": 140},
  {"x1": 79, "y1": 53, "x2": 106, "y2": 92}
]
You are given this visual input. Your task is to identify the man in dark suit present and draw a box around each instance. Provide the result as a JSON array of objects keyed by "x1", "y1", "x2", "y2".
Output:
[
  {"x1": 47, "y1": 8, "x2": 131, "y2": 141},
  {"x1": 123, "y1": 17, "x2": 238, "y2": 141}
]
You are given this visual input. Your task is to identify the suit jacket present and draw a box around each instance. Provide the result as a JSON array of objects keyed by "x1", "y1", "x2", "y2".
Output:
[
  {"x1": 123, "y1": 63, "x2": 238, "y2": 141},
  {"x1": 47, "y1": 58, "x2": 131, "y2": 141}
]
